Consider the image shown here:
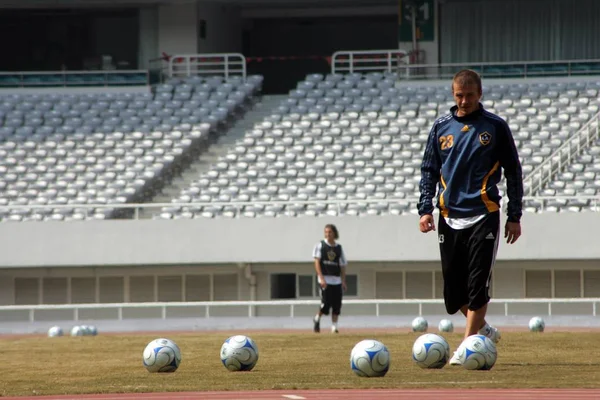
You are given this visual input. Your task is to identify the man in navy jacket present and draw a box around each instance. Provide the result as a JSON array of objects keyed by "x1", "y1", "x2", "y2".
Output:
[{"x1": 418, "y1": 69, "x2": 523, "y2": 365}]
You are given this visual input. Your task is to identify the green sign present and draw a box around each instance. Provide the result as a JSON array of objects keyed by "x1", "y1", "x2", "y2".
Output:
[{"x1": 398, "y1": 0, "x2": 435, "y2": 42}]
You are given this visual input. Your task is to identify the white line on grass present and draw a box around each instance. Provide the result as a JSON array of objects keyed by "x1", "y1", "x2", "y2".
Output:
[{"x1": 281, "y1": 395, "x2": 307, "y2": 400}]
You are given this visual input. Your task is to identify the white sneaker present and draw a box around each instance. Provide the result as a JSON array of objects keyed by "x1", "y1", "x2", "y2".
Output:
[
  {"x1": 449, "y1": 350, "x2": 462, "y2": 366},
  {"x1": 331, "y1": 326, "x2": 339, "y2": 333},
  {"x1": 479, "y1": 325, "x2": 501, "y2": 343}
]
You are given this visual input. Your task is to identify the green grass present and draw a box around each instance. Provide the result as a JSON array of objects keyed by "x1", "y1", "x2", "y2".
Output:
[{"x1": 2, "y1": 331, "x2": 600, "y2": 397}]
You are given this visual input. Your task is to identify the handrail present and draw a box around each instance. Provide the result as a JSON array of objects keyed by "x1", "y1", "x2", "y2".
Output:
[
  {"x1": 1, "y1": 196, "x2": 598, "y2": 211},
  {"x1": 525, "y1": 111, "x2": 600, "y2": 196},
  {"x1": 2, "y1": 298, "x2": 599, "y2": 321},
  {"x1": 395, "y1": 58, "x2": 600, "y2": 80},
  {"x1": 0, "y1": 70, "x2": 149, "y2": 76},
  {"x1": 167, "y1": 53, "x2": 246, "y2": 79},
  {"x1": 331, "y1": 49, "x2": 411, "y2": 74},
  {"x1": 0, "y1": 196, "x2": 599, "y2": 220},
  {"x1": 1, "y1": 197, "x2": 413, "y2": 211},
  {"x1": 0, "y1": 70, "x2": 149, "y2": 87}
]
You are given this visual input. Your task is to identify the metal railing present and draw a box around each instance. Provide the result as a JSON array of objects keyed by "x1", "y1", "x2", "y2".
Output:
[
  {"x1": 167, "y1": 53, "x2": 246, "y2": 79},
  {"x1": 1, "y1": 298, "x2": 598, "y2": 322},
  {"x1": 521, "y1": 195, "x2": 600, "y2": 211},
  {"x1": 381, "y1": 58, "x2": 600, "y2": 80},
  {"x1": 525, "y1": 111, "x2": 600, "y2": 196},
  {"x1": 0, "y1": 70, "x2": 149, "y2": 88},
  {"x1": 1, "y1": 196, "x2": 599, "y2": 221},
  {"x1": 331, "y1": 49, "x2": 411, "y2": 75}
]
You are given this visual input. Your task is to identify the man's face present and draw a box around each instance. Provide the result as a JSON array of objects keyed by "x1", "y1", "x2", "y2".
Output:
[
  {"x1": 325, "y1": 227, "x2": 335, "y2": 242},
  {"x1": 452, "y1": 82, "x2": 481, "y2": 116}
]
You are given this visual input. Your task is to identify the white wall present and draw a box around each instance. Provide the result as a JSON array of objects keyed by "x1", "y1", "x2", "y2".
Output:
[
  {"x1": 0, "y1": 213, "x2": 599, "y2": 267},
  {"x1": 197, "y1": 2, "x2": 242, "y2": 53},
  {"x1": 158, "y1": 2, "x2": 199, "y2": 56},
  {"x1": 2, "y1": 259, "x2": 599, "y2": 306}
]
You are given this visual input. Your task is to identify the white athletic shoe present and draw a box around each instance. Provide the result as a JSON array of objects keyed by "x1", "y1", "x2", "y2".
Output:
[
  {"x1": 331, "y1": 326, "x2": 339, "y2": 334},
  {"x1": 449, "y1": 350, "x2": 462, "y2": 366},
  {"x1": 479, "y1": 325, "x2": 501, "y2": 343}
]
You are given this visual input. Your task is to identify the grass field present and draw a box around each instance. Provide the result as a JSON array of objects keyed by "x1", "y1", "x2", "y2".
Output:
[{"x1": 2, "y1": 330, "x2": 600, "y2": 397}]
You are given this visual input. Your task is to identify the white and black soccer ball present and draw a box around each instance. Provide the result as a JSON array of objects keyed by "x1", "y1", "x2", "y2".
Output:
[
  {"x1": 457, "y1": 334, "x2": 497, "y2": 370},
  {"x1": 411, "y1": 317, "x2": 428, "y2": 332},
  {"x1": 438, "y1": 319, "x2": 454, "y2": 333},
  {"x1": 412, "y1": 333, "x2": 450, "y2": 369},
  {"x1": 70, "y1": 326, "x2": 85, "y2": 337},
  {"x1": 220, "y1": 335, "x2": 259, "y2": 372},
  {"x1": 48, "y1": 326, "x2": 63, "y2": 337},
  {"x1": 529, "y1": 316, "x2": 545, "y2": 332},
  {"x1": 143, "y1": 338, "x2": 182, "y2": 373},
  {"x1": 350, "y1": 339, "x2": 390, "y2": 377}
]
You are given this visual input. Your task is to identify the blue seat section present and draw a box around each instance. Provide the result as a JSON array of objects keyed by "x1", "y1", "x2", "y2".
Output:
[
  {"x1": 0, "y1": 71, "x2": 148, "y2": 88},
  {"x1": 0, "y1": 74, "x2": 262, "y2": 222}
]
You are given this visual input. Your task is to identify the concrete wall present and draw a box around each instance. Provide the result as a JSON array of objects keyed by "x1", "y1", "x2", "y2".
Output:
[
  {"x1": 158, "y1": 2, "x2": 198, "y2": 56},
  {"x1": 0, "y1": 213, "x2": 599, "y2": 268},
  {"x1": 197, "y1": 2, "x2": 242, "y2": 53},
  {"x1": 139, "y1": 7, "x2": 159, "y2": 69},
  {"x1": 398, "y1": 0, "x2": 439, "y2": 65},
  {"x1": 1, "y1": 259, "x2": 599, "y2": 306}
]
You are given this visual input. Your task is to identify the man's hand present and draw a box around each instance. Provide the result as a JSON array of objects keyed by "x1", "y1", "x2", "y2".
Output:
[
  {"x1": 319, "y1": 276, "x2": 327, "y2": 289},
  {"x1": 342, "y1": 281, "x2": 347, "y2": 292},
  {"x1": 505, "y1": 221, "x2": 521, "y2": 244},
  {"x1": 419, "y1": 214, "x2": 436, "y2": 233}
]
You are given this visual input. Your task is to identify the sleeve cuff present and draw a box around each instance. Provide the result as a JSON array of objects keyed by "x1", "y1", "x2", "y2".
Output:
[{"x1": 507, "y1": 215, "x2": 521, "y2": 223}]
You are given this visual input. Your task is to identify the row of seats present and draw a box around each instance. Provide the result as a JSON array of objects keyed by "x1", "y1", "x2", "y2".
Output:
[
  {"x1": 158, "y1": 74, "x2": 600, "y2": 219},
  {"x1": 0, "y1": 75, "x2": 263, "y2": 221},
  {"x1": 1, "y1": 72, "x2": 599, "y2": 221}
]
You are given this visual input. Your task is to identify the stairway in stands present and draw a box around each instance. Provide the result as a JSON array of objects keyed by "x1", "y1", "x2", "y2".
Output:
[{"x1": 138, "y1": 95, "x2": 286, "y2": 219}]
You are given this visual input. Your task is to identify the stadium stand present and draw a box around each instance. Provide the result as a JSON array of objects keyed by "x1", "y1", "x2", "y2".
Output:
[
  {"x1": 0, "y1": 74, "x2": 263, "y2": 221},
  {"x1": 156, "y1": 73, "x2": 600, "y2": 219},
  {"x1": 2, "y1": 49, "x2": 600, "y2": 222}
]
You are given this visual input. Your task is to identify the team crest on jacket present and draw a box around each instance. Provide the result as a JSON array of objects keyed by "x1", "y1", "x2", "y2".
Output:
[
  {"x1": 479, "y1": 131, "x2": 492, "y2": 145},
  {"x1": 327, "y1": 250, "x2": 337, "y2": 261}
]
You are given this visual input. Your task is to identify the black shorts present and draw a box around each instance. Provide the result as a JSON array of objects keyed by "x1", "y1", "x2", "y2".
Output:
[
  {"x1": 319, "y1": 283, "x2": 343, "y2": 315},
  {"x1": 438, "y1": 211, "x2": 500, "y2": 314}
]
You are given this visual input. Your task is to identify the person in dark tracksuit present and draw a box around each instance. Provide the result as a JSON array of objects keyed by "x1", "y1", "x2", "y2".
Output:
[
  {"x1": 312, "y1": 224, "x2": 347, "y2": 334},
  {"x1": 417, "y1": 69, "x2": 524, "y2": 365}
]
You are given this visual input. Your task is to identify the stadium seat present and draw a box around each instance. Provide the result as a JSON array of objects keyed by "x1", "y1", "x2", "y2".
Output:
[
  {"x1": 154, "y1": 74, "x2": 600, "y2": 219},
  {"x1": 0, "y1": 75, "x2": 261, "y2": 221}
]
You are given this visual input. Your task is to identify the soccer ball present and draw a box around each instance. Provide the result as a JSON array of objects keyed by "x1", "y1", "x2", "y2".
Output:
[
  {"x1": 220, "y1": 335, "x2": 259, "y2": 372},
  {"x1": 350, "y1": 339, "x2": 390, "y2": 377},
  {"x1": 143, "y1": 338, "x2": 182, "y2": 373},
  {"x1": 412, "y1": 333, "x2": 450, "y2": 369},
  {"x1": 438, "y1": 319, "x2": 454, "y2": 333},
  {"x1": 88, "y1": 325, "x2": 98, "y2": 336},
  {"x1": 456, "y1": 334, "x2": 497, "y2": 370},
  {"x1": 48, "y1": 326, "x2": 63, "y2": 337},
  {"x1": 529, "y1": 316, "x2": 545, "y2": 332},
  {"x1": 80, "y1": 325, "x2": 90, "y2": 335},
  {"x1": 411, "y1": 317, "x2": 428, "y2": 332},
  {"x1": 70, "y1": 326, "x2": 84, "y2": 336}
]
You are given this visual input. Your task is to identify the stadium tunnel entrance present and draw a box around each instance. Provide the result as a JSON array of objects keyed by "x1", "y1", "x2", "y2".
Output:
[{"x1": 242, "y1": 15, "x2": 398, "y2": 94}]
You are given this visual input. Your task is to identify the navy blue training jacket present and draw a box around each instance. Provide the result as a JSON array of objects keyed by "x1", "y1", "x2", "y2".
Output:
[{"x1": 417, "y1": 104, "x2": 524, "y2": 222}]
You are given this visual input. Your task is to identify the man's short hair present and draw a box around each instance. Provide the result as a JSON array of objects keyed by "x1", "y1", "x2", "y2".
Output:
[
  {"x1": 452, "y1": 69, "x2": 482, "y2": 93},
  {"x1": 325, "y1": 224, "x2": 339, "y2": 240}
]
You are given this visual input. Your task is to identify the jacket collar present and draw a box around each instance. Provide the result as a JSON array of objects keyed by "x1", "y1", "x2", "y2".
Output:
[{"x1": 450, "y1": 102, "x2": 484, "y2": 122}]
